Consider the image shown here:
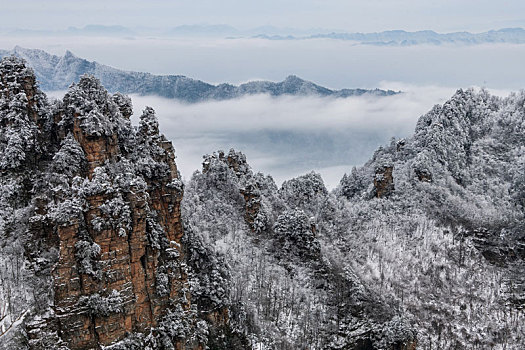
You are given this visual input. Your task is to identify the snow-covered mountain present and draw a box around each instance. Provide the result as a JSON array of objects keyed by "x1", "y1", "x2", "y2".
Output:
[
  {"x1": 0, "y1": 56, "x2": 524, "y2": 349},
  {"x1": 183, "y1": 88, "x2": 525, "y2": 349},
  {"x1": 0, "y1": 47, "x2": 397, "y2": 102},
  {"x1": 0, "y1": 55, "x2": 410, "y2": 350}
]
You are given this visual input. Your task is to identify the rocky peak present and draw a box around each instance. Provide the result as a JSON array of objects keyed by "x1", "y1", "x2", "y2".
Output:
[
  {"x1": 202, "y1": 148, "x2": 250, "y2": 177},
  {"x1": 0, "y1": 56, "x2": 49, "y2": 173},
  {"x1": 283, "y1": 74, "x2": 304, "y2": 86},
  {"x1": 0, "y1": 56, "x2": 45, "y2": 124},
  {"x1": 0, "y1": 56, "x2": 36, "y2": 98},
  {"x1": 138, "y1": 106, "x2": 160, "y2": 137},
  {"x1": 59, "y1": 75, "x2": 122, "y2": 176},
  {"x1": 111, "y1": 93, "x2": 132, "y2": 120},
  {"x1": 281, "y1": 74, "x2": 326, "y2": 95},
  {"x1": 202, "y1": 149, "x2": 268, "y2": 232},
  {"x1": 280, "y1": 171, "x2": 328, "y2": 209},
  {"x1": 64, "y1": 50, "x2": 76, "y2": 59},
  {"x1": 0, "y1": 57, "x2": 203, "y2": 349}
]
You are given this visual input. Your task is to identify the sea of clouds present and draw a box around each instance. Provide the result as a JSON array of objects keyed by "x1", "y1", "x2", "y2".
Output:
[
  {"x1": 26, "y1": 34, "x2": 517, "y2": 188},
  {"x1": 128, "y1": 84, "x2": 459, "y2": 188},
  {"x1": 47, "y1": 82, "x2": 510, "y2": 188}
]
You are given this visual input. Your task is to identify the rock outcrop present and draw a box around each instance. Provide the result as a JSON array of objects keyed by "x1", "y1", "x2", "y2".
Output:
[
  {"x1": 0, "y1": 57, "x2": 204, "y2": 350},
  {"x1": 47, "y1": 80, "x2": 188, "y2": 348},
  {"x1": 203, "y1": 149, "x2": 267, "y2": 233},
  {"x1": 374, "y1": 165, "x2": 394, "y2": 198}
]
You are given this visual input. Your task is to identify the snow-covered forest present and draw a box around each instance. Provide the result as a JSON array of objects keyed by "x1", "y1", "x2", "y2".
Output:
[
  {"x1": 0, "y1": 55, "x2": 524, "y2": 349},
  {"x1": 182, "y1": 88, "x2": 525, "y2": 348}
]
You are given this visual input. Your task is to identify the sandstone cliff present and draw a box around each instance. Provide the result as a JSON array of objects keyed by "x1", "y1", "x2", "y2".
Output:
[{"x1": 0, "y1": 56, "x2": 231, "y2": 349}]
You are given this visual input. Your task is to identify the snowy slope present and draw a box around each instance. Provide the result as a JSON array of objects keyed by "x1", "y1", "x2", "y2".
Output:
[
  {"x1": 183, "y1": 88, "x2": 525, "y2": 349},
  {"x1": 0, "y1": 47, "x2": 397, "y2": 102}
]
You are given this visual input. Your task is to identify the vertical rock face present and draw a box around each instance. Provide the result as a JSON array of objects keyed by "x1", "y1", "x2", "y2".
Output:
[
  {"x1": 50, "y1": 79, "x2": 193, "y2": 349},
  {"x1": 374, "y1": 166, "x2": 394, "y2": 198},
  {"x1": 0, "y1": 57, "x2": 201, "y2": 350},
  {"x1": 203, "y1": 149, "x2": 267, "y2": 233},
  {"x1": 49, "y1": 82, "x2": 187, "y2": 349}
]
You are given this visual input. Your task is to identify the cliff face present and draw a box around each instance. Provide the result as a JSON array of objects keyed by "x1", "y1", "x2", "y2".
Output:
[
  {"x1": 48, "y1": 82, "x2": 187, "y2": 348},
  {"x1": 373, "y1": 165, "x2": 394, "y2": 198},
  {"x1": 0, "y1": 57, "x2": 204, "y2": 349}
]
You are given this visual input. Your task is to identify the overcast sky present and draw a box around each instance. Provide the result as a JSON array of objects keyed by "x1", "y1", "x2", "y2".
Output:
[{"x1": 2, "y1": 0, "x2": 525, "y2": 32}]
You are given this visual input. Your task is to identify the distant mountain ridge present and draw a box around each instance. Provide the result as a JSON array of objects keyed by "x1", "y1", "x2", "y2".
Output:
[
  {"x1": 254, "y1": 27, "x2": 525, "y2": 45},
  {"x1": 0, "y1": 47, "x2": 397, "y2": 102},
  {"x1": 7, "y1": 25, "x2": 525, "y2": 45}
]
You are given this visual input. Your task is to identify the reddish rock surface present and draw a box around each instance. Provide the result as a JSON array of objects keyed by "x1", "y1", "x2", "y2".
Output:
[
  {"x1": 3, "y1": 68, "x2": 195, "y2": 349},
  {"x1": 374, "y1": 166, "x2": 394, "y2": 198},
  {"x1": 51, "y1": 119, "x2": 187, "y2": 348}
]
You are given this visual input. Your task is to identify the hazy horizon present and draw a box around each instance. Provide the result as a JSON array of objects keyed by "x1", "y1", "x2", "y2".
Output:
[{"x1": 2, "y1": 0, "x2": 525, "y2": 33}]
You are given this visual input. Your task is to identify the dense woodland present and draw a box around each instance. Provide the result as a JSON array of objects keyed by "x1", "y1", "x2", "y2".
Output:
[{"x1": 0, "y1": 56, "x2": 524, "y2": 349}]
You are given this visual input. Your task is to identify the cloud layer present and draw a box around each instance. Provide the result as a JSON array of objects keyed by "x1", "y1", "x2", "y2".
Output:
[
  {"x1": 127, "y1": 83, "x2": 462, "y2": 188},
  {"x1": 48, "y1": 83, "x2": 510, "y2": 189}
]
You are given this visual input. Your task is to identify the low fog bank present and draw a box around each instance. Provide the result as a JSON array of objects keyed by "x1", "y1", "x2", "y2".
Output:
[
  {"x1": 47, "y1": 84, "x2": 509, "y2": 188},
  {"x1": 128, "y1": 84, "x2": 461, "y2": 188}
]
